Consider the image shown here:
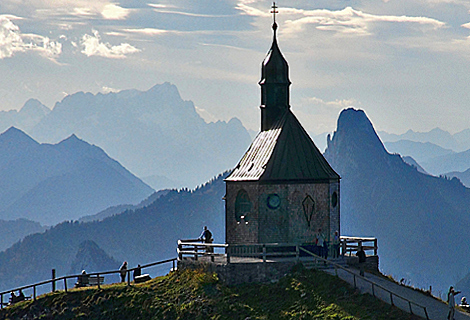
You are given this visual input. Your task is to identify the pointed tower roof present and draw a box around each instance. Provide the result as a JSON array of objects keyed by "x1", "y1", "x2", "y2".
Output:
[
  {"x1": 259, "y1": 22, "x2": 291, "y2": 87},
  {"x1": 226, "y1": 110, "x2": 340, "y2": 183},
  {"x1": 227, "y1": 4, "x2": 339, "y2": 183}
]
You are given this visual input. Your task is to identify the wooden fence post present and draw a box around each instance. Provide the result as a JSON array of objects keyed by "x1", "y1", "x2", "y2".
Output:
[
  {"x1": 64, "y1": 278, "x2": 67, "y2": 293},
  {"x1": 296, "y1": 245, "x2": 299, "y2": 263},
  {"x1": 262, "y1": 244, "x2": 266, "y2": 263},
  {"x1": 52, "y1": 269, "x2": 56, "y2": 292},
  {"x1": 374, "y1": 238, "x2": 378, "y2": 256},
  {"x1": 97, "y1": 273, "x2": 101, "y2": 289},
  {"x1": 33, "y1": 286, "x2": 36, "y2": 300}
]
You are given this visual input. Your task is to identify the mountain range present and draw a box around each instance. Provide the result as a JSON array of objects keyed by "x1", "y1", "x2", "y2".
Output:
[
  {"x1": 379, "y1": 127, "x2": 470, "y2": 152},
  {"x1": 0, "y1": 99, "x2": 50, "y2": 134},
  {"x1": 24, "y1": 82, "x2": 252, "y2": 189},
  {"x1": 0, "y1": 173, "x2": 226, "y2": 291},
  {"x1": 324, "y1": 108, "x2": 470, "y2": 295},
  {"x1": 2, "y1": 107, "x2": 470, "y2": 299},
  {"x1": 0, "y1": 127, "x2": 153, "y2": 225}
]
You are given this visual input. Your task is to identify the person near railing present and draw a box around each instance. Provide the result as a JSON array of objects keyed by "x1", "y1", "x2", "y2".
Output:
[
  {"x1": 17, "y1": 290, "x2": 25, "y2": 302},
  {"x1": 133, "y1": 264, "x2": 142, "y2": 280},
  {"x1": 460, "y1": 296, "x2": 470, "y2": 312},
  {"x1": 315, "y1": 228, "x2": 328, "y2": 259},
  {"x1": 198, "y1": 226, "x2": 213, "y2": 253},
  {"x1": 331, "y1": 231, "x2": 340, "y2": 258},
  {"x1": 447, "y1": 286, "x2": 461, "y2": 320},
  {"x1": 75, "y1": 270, "x2": 89, "y2": 287},
  {"x1": 356, "y1": 245, "x2": 366, "y2": 277},
  {"x1": 9, "y1": 292, "x2": 17, "y2": 305},
  {"x1": 119, "y1": 261, "x2": 128, "y2": 282}
]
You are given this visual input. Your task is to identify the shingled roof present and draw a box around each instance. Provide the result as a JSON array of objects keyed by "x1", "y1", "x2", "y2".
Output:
[{"x1": 226, "y1": 110, "x2": 340, "y2": 183}]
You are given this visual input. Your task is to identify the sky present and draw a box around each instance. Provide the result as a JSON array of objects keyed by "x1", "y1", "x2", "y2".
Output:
[{"x1": 1, "y1": 0, "x2": 470, "y2": 136}]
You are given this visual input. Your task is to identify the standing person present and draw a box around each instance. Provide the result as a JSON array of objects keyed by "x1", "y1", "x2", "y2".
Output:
[
  {"x1": 199, "y1": 226, "x2": 213, "y2": 253},
  {"x1": 356, "y1": 245, "x2": 366, "y2": 277},
  {"x1": 119, "y1": 261, "x2": 128, "y2": 283},
  {"x1": 448, "y1": 286, "x2": 461, "y2": 320},
  {"x1": 332, "y1": 231, "x2": 340, "y2": 258},
  {"x1": 316, "y1": 228, "x2": 325, "y2": 258}
]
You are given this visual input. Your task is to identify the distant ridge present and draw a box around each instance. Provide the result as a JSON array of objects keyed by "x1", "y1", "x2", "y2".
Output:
[
  {"x1": 325, "y1": 108, "x2": 470, "y2": 294},
  {"x1": 0, "y1": 172, "x2": 227, "y2": 291},
  {"x1": 0, "y1": 127, "x2": 154, "y2": 225},
  {"x1": 29, "y1": 83, "x2": 252, "y2": 189}
]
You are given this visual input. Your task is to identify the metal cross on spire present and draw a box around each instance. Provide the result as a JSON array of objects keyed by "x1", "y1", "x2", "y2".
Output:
[{"x1": 271, "y1": 2, "x2": 278, "y2": 24}]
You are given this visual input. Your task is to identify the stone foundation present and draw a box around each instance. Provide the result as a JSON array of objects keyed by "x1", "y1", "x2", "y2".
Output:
[{"x1": 178, "y1": 258, "x2": 297, "y2": 285}]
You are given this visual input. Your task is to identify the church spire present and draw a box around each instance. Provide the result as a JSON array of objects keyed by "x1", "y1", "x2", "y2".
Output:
[{"x1": 259, "y1": 2, "x2": 291, "y2": 131}]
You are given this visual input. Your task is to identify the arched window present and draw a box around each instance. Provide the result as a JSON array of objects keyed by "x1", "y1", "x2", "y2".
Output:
[
  {"x1": 332, "y1": 191, "x2": 338, "y2": 208},
  {"x1": 235, "y1": 189, "x2": 252, "y2": 222}
]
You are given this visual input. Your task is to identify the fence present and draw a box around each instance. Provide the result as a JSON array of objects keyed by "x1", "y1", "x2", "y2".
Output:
[
  {"x1": 178, "y1": 236, "x2": 378, "y2": 263},
  {"x1": 0, "y1": 258, "x2": 176, "y2": 309},
  {"x1": 340, "y1": 236, "x2": 378, "y2": 256},
  {"x1": 298, "y1": 247, "x2": 429, "y2": 319}
]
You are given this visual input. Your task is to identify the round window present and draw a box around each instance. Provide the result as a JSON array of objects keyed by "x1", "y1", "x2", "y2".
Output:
[{"x1": 267, "y1": 194, "x2": 281, "y2": 209}]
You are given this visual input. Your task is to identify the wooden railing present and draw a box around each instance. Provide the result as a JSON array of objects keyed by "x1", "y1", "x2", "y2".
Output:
[
  {"x1": 340, "y1": 236, "x2": 378, "y2": 256},
  {"x1": 0, "y1": 258, "x2": 176, "y2": 309},
  {"x1": 178, "y1": 236, "x2": 378, "y2": 263}
]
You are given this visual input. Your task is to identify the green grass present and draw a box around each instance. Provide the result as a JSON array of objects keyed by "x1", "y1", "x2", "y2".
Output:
[{"x1": 0, "y1": 266, "x2": 422, "y2": 319}]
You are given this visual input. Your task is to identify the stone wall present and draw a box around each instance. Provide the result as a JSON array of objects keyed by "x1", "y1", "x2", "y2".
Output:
[
  {"x1": 225, "y1": 180, "x2": 340, "y2": 245},
  {"x1": 178, "y1": 259, "x2": 296, "y2": 285}
]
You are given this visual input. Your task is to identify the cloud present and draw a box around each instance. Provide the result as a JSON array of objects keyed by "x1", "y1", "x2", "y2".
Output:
[
  {"x1": 80, "y1": 29, "x2": 140, "y2": 58},
  {"x1": 299, "y1": 96, "x2": 357, "y2": 114},
  {"x1": 101, "y1": 3, "x2": 130, "y2": 20},
  {"x1": 122, "y1": 28, "x2": 168, "y2": 36},
  {"x1": 283, "y1": 7, "x2": 446, "y2": 36},
  {"x1": 0, "y1": 15, "x2": 62, "y2": 59}
]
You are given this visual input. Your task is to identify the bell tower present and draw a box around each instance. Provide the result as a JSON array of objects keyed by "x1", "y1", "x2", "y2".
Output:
[
  {"x1": 260, "y1": 3, "x2": 291, "y2": 131},
  {"x1": 225, "y1": 3, "x2": 340, "y2": 246}
]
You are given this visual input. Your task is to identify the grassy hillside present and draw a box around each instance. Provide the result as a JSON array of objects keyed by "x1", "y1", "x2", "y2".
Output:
[{"x1": 0, "y1": 267, "x2": 420, "y2": 320}]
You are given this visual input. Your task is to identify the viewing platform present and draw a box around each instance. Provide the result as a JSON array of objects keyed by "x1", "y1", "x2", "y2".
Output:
[{"x1": 177, "y1": 236, "x2": 378, "y2": 285}]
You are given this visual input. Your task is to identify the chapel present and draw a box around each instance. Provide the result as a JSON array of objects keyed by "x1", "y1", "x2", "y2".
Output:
[{"x1": 224, "y1": 5, "x2": 340, "y2": 246}]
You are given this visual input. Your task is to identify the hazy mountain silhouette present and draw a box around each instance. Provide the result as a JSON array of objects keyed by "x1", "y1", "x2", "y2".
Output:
[
  {"x1": 384, "y1": 140, "x2": 454, "y2": 165},
  {"x1": 401, "y1": 156, "x2": 428, "y2": 175},
  {"x1": 29, "y1": 83, "x2": 251, "y2": 189},
  {"x1": 0, "y1": 173, "x2": 226, "y2": 291},
  {"x1": 324, "y1": 108, "x2": 470, "y2": 294},
  {"x1": 379, "y1": 127, "x2": 462, "y2": 151},
  {"x1": 0, "y1": 218, "x2": 46, "y2": 252},
  {"x1": 69, "y1": 240, "x2": 120, "y2": 275},
  {"x1": 78, "y1": 189, "x2": 170, "y2": 223},
  {"x1": 0, "y1": 127, "x2": 153, "y2": 225},
  {"x1": 0, "y1": 99, "x2": 50, "y2": 134},
  {"x1": 421, "y1": 149, "x2": 470, "y2": 175},
  {"x1": 443, "y1": 168, "x2": 470, "y2": 188}
]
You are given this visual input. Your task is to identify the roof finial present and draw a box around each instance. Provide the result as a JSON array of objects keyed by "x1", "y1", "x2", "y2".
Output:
[{"x1": 271, "y1": 2, "x2": 278, "y2": 31}]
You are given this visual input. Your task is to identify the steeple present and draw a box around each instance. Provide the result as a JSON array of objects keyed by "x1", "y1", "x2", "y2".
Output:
[{"x1": 259, "y1": 2, "x2": 291, "y2": 131}]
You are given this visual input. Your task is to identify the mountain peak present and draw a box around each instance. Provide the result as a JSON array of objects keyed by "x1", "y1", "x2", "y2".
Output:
[
  {"x1": 0, "y1": 127, "x2": 39, "y2": 146},
  {"x1": 326, "y1": 108, "x2": 385, "y2": 154},
  {"x1": 20, "y1": 99, "x2": 50, "y2": 116},
  {"x1": 324, "y1": 108, "x2": 390, "y2": 174}
]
